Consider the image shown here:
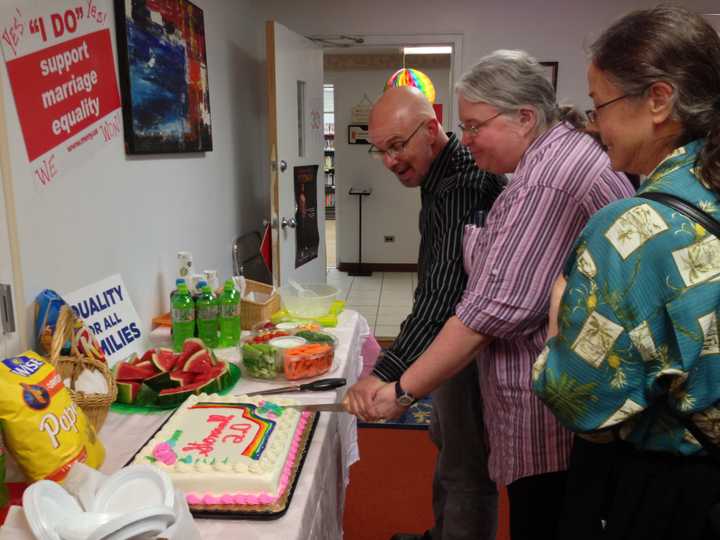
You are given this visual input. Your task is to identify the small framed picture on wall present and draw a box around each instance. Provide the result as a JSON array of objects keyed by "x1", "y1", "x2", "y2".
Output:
[
  {"x1": 348, "y1": 124, "x2": 370, "y2": 145},
  {"x1": 540, "y1": 61, "x2": 559, "y2": 93}
]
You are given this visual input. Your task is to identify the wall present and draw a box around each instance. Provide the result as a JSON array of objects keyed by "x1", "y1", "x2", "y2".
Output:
[
  {"x1": 0, "y1": 0, "x2": 269, "y2": 347},
  {"x1": 326, "y1": 64, "x2": 451, "y2": 265},
  {"x1": 254, "y1": 0, "x2": 720, "y2": 265}
]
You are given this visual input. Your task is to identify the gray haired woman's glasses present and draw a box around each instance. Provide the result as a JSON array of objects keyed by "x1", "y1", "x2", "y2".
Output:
[{"x1": 458, "y1": 112, "x2": 503, "y2": 137}]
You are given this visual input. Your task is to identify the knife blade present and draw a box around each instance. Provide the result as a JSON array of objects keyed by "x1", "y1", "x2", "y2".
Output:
[
  {"x1": 282, "y1": 402, "x2": 348, "y2": 412},
  {"x1": 243, "y1": 378, "x2": 347, "y2": 397}
]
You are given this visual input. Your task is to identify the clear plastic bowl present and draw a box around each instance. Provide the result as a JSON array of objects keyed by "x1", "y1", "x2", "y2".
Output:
[{"x1": 277, "y1": 283, "x2": 339, "y2": 318}]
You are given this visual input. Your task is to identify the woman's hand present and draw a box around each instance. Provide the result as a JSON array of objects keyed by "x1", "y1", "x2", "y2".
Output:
[
  {"x1": 343, "y1": 375, "x2": 386, "y2": 421},
  {"x1": 547, "y1": 274, "x2": 567, "y2": 339},
  {"x1": 368, "y1": 382, "x2": 408, "y2": 421}
]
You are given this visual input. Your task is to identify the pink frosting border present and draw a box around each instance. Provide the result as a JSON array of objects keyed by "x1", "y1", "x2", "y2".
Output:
[{"x1": 185, "y1": 411, "x2": 311, "y2": 506}]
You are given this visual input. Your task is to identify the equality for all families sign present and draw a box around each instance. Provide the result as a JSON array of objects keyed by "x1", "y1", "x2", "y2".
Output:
[
  {"x1": 0, "y1": 1, "x2": 121, "y2": 187},
  {"x1": 63, "y1": 274, "x2": 147, "y2": 367}
]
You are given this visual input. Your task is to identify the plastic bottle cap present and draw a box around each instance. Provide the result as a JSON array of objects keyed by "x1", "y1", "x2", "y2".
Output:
[
  {"x1": 197, "y1": 280, "x2": 208, "y2": 289},
  {"x1": 176, "y1": 278, "x2": 185, "y2": 286}
]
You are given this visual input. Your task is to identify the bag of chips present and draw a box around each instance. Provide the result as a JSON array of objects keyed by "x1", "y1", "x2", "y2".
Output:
[{"x1": 0, "y1": 351, "x2": 105, "y2": 482}]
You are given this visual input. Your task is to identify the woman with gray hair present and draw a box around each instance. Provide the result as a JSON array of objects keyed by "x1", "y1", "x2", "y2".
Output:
[{"x1": 360, "y1": 49, "x2": 633, "y2": 539}]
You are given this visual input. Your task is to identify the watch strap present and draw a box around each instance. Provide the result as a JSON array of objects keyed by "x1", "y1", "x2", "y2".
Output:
[{"x1": 394, "y1": 381, "x2": 416, "y2": 406}]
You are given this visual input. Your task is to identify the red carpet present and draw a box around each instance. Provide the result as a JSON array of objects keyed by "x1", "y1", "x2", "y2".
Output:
[{"x1": 344, "y1": 427, "x2": 509, "y2": 540}]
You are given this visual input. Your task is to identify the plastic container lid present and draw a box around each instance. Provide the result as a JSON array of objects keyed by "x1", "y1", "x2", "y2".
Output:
[
  {"x1": 268, "y1": 336, "x2": 307, "y2": 349},
  {"x1": 275, "y1": 322, "x2": 301, "y2": 330}
]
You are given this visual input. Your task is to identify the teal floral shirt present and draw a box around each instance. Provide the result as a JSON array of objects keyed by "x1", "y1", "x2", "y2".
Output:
[{"x1": 533, "y1": 140, "x2": 720, "y2": 455}]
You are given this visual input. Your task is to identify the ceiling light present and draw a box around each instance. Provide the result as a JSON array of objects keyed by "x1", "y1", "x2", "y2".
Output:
[{"x1": 403, "y1": 46, "x2": 452, "y2": 55}]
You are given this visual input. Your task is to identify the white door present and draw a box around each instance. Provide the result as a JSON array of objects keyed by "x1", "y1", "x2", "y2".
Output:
[{"x1": 266, "y1": 21, "x2": 326, "y2": 287}]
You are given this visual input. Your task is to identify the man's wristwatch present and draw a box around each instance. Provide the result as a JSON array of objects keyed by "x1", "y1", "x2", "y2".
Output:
[{"x1": 394, "y1": 381, "x2": 416, "y2": 407}]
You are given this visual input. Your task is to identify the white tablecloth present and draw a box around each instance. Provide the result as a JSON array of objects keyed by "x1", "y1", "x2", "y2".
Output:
[{"x1": 98, "y1": 310, "x2": 368, "y2": 540}]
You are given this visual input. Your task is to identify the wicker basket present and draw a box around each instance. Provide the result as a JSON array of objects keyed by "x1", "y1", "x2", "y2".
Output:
[
  {"x1": 241, "y1": 279, "x2": 281, "y2": 330},
  {"x1": 48, "y1": 306, "x2": 117, "y2": 431}
]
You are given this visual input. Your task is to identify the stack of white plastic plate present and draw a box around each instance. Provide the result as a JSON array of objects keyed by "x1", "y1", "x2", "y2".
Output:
[{"x1": 23, "y1": 465, "x2": 176, "y2": 540}]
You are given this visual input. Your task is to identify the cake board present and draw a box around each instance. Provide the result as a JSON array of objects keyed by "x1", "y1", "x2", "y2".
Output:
[{"x1": 126, "y1": 410, "x2": 320, "y2": 520}]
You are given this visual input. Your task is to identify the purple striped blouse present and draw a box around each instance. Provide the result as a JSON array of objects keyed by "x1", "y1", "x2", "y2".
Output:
[{"x1": 456, "y1": 122, "x2": 635, "y2": 486}]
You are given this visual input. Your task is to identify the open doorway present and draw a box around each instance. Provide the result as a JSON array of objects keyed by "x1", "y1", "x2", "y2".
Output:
[
  {"x1": 322, "y1": 45, "x2": 454, "y2": 272},
  {"x1": 321, "y1": 43, "x2": 455, "y2": 338},
  {"x1": 323, "y1": 83, "x2": 336, "y2": 268}
]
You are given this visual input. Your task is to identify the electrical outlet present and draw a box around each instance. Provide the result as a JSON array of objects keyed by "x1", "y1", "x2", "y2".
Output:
[{"x1": 384, "y1": 235, "x2": 395, "y2": 243}]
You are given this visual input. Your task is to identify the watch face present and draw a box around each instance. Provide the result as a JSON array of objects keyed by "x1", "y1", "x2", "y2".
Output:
[{"x1": 397, "y1": 394, "x2": 414, "y2": 407}]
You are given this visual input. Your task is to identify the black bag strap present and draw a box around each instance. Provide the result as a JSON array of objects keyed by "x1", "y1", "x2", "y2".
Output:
[
  {"x1": 637, "y1": 191, "x2": 720, "y2": 462},
  {"x1": 638, "y1": 191, "x2": 720, "y2": 239}
]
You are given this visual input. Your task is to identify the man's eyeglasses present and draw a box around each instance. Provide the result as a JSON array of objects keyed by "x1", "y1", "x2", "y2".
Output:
[
  {"x1": 368, "y1": 122, "x2": 426, "y2": 160},
  {"x1": 457, "y1": 112, "x2": 502, "y2": 138},
  {"x1": 586, "y1": 85, "x2": 652, "y2": 124}
]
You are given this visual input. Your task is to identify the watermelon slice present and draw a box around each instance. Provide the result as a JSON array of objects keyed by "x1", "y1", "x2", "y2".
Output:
[
  {"x1": 170, "y1": 370, "x2": 196, "y2": 387},
  {"x1": 157, "y1": 383, "x2": 202, "y2": 406},
  {"x1": 203, "y1": 363, "x2": 225, "y2": 383},
  {"x1": 133, "y1": 360, "x2": 159, "y2": 374},
  {"x1": 145, "y1": 371, "x2": 174, "y2": 392},
  {"x1": 195, "y1": 377, "x2": 221, "y2": 394},
  {"x1": 182, "y1": 350, "x2": 214, "y2": 374},
  {"x1": 218, "y1": 362, "x2": 232, "y2": 387},
  {"x1": 175, "y1": 338, "x2": 206, "y2": 370},
  {"x1": 122, "y1": 352, "x2": 140, "y2": 365},
  {"x1": 116, "y1": 381, "x2": 140, "y2": 404},
  {"x1": 135, "y1": 383, "x2": 159, "y2": 406},
  {"x1": 114, "y1": 362, "x2": 157, "y2": 381},
  {"x1": 192, "y1": 362, "x2": 229, "y2": 395},
  {"x1": 140, "y1": 348, "x2": 157, "y2": 365},
  {"x1": 152, "y1": 348, "x2": 177, "y2": 372}
]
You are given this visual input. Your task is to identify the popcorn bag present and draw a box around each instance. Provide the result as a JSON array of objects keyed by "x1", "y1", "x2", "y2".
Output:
[{"x1": 0, "y1": 351, "x2": 104, "y2": 482}]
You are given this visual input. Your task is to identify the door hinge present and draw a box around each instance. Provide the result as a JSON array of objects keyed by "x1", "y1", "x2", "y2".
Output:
[{"x1": 0, "y1": 283, "x2": 16, "y2": 334}]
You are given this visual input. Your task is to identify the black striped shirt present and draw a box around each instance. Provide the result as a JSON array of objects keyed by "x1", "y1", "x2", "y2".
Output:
[{"x1": 372, "y1": 133, "x2": 506, "y2": 381}]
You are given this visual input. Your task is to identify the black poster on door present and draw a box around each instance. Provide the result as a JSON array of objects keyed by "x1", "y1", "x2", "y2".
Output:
[{"x1": 294, "y1": 165, "x2": 320, "y2": 268}]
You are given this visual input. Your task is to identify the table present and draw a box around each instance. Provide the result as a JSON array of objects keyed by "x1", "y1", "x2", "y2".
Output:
[{"x1": 98, "y1": 310, "x2": 368, "y2": 540}]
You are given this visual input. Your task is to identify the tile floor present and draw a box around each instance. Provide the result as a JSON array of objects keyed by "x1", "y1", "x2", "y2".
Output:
[{"x1": 327, "y1": 268, "x2": 416, "y2": 338}]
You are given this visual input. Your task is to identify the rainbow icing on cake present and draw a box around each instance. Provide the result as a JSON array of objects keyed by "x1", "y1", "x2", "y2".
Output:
[{"x1": 133, "y1": 393, "x2": 312, "y2": 507}]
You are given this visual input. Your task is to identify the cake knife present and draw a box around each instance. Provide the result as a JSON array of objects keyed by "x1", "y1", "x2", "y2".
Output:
[
  {"x1": 242, "y1": 377, "x2": 347, "y2": 397},
  {"x1": 282, "y1": 401, "x2": 349, "y2": 412}
]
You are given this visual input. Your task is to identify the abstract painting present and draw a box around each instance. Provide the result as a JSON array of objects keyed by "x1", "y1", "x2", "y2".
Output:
[{"x1": 114, "y1": 0, "x2": 212, "y2": 154}]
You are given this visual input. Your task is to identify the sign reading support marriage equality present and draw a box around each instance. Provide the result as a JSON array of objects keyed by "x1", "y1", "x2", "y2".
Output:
[
  {"x1": 63, "y1": 274, "x2": 147, "y2": 367},
  {"x1": 0, "y1": 1, "x2": 121, "y2": 187}
]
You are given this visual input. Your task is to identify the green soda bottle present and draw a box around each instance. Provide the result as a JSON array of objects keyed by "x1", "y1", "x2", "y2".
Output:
[
  {"x1": 197, "y1": 284, "x2": 219, "y2": 348},
  {"x1": 219, "y1": 279, "x2": 241, "y2": 347},
  {"x1": 171, "y1": 281, "x2": 195, "y2": 352}
]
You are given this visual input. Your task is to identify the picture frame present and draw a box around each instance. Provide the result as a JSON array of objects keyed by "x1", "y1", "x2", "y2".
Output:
[
  {"x1": 114, "y1": 0, "x2": 213, "y2": 154},
  {"x1": 348, "y1": 124, "x2": 370, "y2": 145},
  {"x1": 540, "y1": 61, "x2": 559, "y2": 93}
]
